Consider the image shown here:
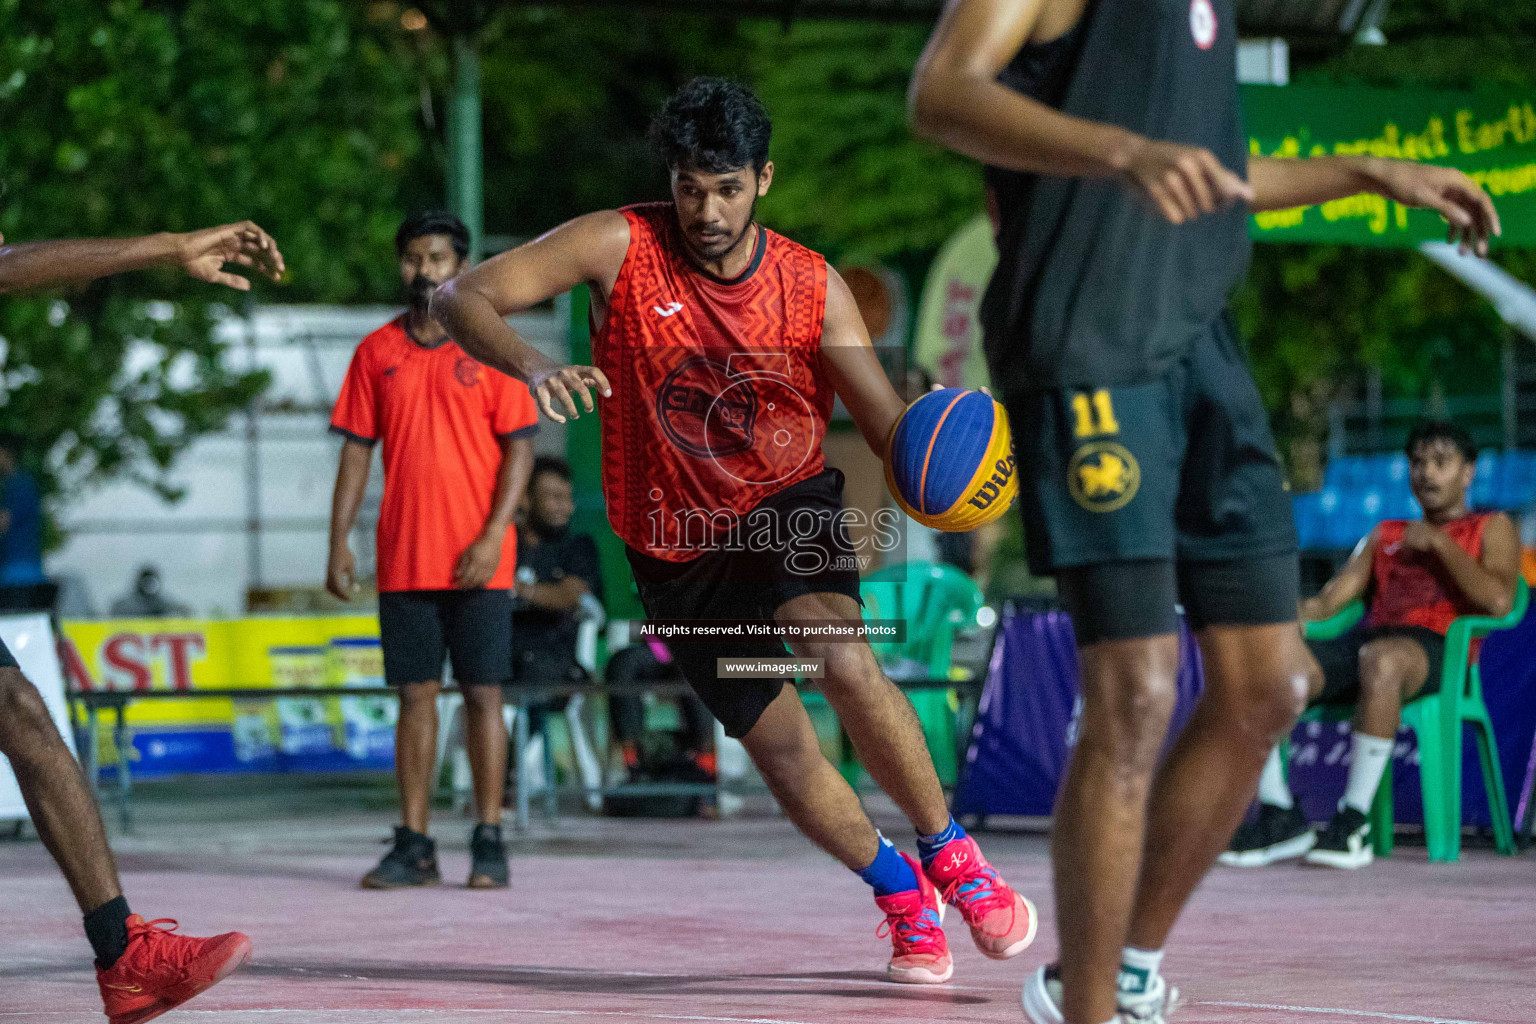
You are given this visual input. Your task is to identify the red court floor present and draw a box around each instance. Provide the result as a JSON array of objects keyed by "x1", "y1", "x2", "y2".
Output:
[{"x1": 2, "y1": 787, "x2": 1531, "y2": 1024}]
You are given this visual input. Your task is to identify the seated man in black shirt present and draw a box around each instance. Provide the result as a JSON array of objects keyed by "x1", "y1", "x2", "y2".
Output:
[{"x1": 513, "y1": 457, "x2": 603, "y2": 686}]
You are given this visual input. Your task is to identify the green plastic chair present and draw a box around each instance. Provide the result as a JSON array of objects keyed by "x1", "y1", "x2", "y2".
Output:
[
  {"x1": 802, "y1": 562, "x2": 985, "y2": 788},
  {"x1": 1298, "y1": 577, "x2": 1527, "y2": 862}
]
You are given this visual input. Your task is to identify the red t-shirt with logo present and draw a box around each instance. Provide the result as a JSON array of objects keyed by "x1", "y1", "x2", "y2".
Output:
[
  {"x1": 330, "y1": 317, "x2": 538, "y2": 592},
  {"x1": 1368, "y1": 513, "x2": 1495, "y2": 634},
  {"x1": 592, "y1": 203, "x2": 833, "y2": 561}
]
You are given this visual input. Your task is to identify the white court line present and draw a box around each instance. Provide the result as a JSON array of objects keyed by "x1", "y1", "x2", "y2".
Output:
[{"x1": 1199, "y1": 1001, "x2": 1500, "y2": 1024}]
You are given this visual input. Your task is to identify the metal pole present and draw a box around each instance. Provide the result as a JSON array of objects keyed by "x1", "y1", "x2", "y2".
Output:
[
  {"x1": 447, "y1": 35, "x2": 484, "y2": 263},
  {"x1": 244, "y1": 313, "x2": 262, "y2": 592}
]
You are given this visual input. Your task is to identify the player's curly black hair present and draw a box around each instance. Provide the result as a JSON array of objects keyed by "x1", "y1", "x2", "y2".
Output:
[
  {"x1": 395, "y1": 210, "x2": 469, "y2": 260},
  {"x1": 647, "y1": 77, "x2": 772, "y2": 175},
  {"x1": 1406, "y1": 420, "x2": 1478, "y2": 463}
]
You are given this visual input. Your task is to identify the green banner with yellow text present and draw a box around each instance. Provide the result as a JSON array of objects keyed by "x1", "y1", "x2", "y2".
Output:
[{"x1": 1242, "y1": 84, "x2": 1536, "y2": 248}]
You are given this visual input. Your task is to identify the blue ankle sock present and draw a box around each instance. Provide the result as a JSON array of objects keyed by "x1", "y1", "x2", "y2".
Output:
[
  {"x1": 916, "y1": 816, "x2": 966, "y2": 866},
  {"x1": 855, "y1": 832, "x2": 918, "y2": 897}
]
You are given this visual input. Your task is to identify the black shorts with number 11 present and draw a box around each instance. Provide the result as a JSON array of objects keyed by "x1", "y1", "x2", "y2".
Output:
[{"x1": 1008, "y1": 313, "x2": 1297, "y2": 575}]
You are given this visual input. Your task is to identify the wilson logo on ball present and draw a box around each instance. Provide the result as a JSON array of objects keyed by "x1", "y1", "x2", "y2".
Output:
[{"x1": 885, "y1": 387, "x2": 1019, "y2": 532}]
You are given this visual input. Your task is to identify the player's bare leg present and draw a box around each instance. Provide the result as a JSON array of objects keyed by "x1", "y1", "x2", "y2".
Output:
[
  {"x1": 777, "y1": 589, "x2": 1038, "y2": 965},
  {"x1": 460, "y1": 683, "x2": 508, "y2": 827},
  {"x1": 0, "y1": 667, "x2": 121, "y2": 912},
  {"x1": 394, "y1": 680, "x2": 441, "y2": 835},
  {"x1": 0, "y1": 666, "x2": 251, "y2": 1022},
  {"x1": 1051, "y1": 635, "x2": 1180, "y2": 1024},
  {"x1": 1126, "y1": 624, "x2": 1313, "y2": 950},
  {"x1": 740, "y1": 684, "x2": 882, "y2": 868},
  {"x1": 778, "y1": 591, "x2": 948, "y2": 834}
]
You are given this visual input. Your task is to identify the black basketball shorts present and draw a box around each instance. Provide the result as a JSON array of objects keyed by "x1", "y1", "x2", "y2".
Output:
[
  {"x1": 625, "y1": 468, "x2": 863, "y2": 739},
  {"x1": 1004, "y1": 313, "x2": 1300, "y2": 639},
  {"x1": 377, "y1": 588, "x2": 513, "y2": 687}
]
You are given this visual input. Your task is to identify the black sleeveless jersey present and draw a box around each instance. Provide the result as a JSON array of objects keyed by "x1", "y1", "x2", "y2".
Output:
[{"x1": 982, "y1": 0, "x2": 1251, "y2": 392}]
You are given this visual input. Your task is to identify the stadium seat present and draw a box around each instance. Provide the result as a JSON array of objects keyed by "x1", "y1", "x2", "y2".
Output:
[
  {"x1": 1296, "y1": 578, "x2": 1528, "y2": 862},
  {"x1": 1496, "y1": 450, "x2": 1536, "y2": 511},
  {"x1": 1291, "y1": 492, "x2": 1325, "y2": 549},
  {"x1": 1470, "y1": 453, "x2": 1500, "y2": 510}
]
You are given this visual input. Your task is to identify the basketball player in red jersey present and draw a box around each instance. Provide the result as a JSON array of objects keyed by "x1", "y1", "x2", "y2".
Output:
[
  {"x1": 1226, "y1": 420, "x2": 1520, "y2": 869},
  {"x1": 0, "y1": 221, "x2": 281, "y2": 1022},
  {"x1": 433, "y1": 78, "x2": 1035, "y2": 984}
]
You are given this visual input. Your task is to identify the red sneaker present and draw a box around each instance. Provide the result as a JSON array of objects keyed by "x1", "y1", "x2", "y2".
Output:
[
  {"x1": 874, "y1": 852, "x2": 953, "y2": 984},
  {"x1": 923, "y1": 836, "x2": 1037, "y2": 960},
  {"x1": 95, "y1": 915, "x2": 252, "y2": 1024}
]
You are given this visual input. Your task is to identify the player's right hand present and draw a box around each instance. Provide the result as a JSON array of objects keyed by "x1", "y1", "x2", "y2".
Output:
[
  {"x1": 326, "y1": 547, "x2": 357, "y2": 602},
  {"x1": 1120, "y1": 138, "x2": 1254, "y2": 225},
  {"x1": 174, "y1": 221, "x2": 286, "y2": 290},
  {"x1": 530, "y1": 364, "x2": 612, "y2": 424}
]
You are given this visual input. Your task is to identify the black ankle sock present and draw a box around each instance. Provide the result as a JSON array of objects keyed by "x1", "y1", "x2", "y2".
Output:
[{"x1": 84, "y1": 895, "x2": 132, "y2": 970}]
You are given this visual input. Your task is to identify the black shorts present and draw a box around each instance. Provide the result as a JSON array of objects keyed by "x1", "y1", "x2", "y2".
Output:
[
  {"x1": 1309, "y1": 625, "x2": 1446, "y2": 706},
  {"x1": 625, "y1": 468, "x2": 863, "y2": 739},
  {"x1": 1006, "y1": 312, "x2": 1297, "y2": 573},
  {"x1": 378, "y1": 589, "x2": 513, "y2": 687}
]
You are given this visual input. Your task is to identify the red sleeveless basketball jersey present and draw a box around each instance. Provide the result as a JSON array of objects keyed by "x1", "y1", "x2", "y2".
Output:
[
  {"x1": 1368, "y1": 513, "x2": 1494, "y2": 634},
  {"x1": 594, "y1": 203, "x2": 832, "y2": 561}
]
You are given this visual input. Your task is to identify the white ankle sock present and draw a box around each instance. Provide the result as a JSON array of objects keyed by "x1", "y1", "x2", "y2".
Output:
[
  {"x1": 1256, "y1": 745, "x2": 1293, "y2": 809},
  {"x1": 1342, "y1": 732, "x2": 1394, "y2": 814},
  {"x1": 1118, "y1": 945, "x2": 1164, "y2": 999}
]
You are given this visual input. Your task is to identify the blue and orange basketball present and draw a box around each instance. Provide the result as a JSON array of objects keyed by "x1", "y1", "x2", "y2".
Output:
[{"x1": 884, "y1": 388, "x2": 1017, "y2": 532}]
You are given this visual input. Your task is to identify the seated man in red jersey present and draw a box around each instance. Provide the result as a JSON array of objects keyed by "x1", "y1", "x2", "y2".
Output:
[{"x1": 1224, "y1": 421, "x2": 1520, "y2": 870}]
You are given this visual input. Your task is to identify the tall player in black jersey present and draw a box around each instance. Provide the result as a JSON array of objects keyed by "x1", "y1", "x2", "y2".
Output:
[{"x1": 911, "y1": 2, "x2": 1500, "y2": 1023}]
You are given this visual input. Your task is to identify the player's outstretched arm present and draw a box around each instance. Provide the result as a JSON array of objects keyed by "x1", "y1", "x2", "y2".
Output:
[
  {"x1": 909, "y1": 0, "x2": 1252, "y2": 224},
  {"x1": 0, "y1": 222, "x2": 285, "y2": 294},
  {"x1": 1299, "y1": 527, "x2": 1379, "y2": 623},
  {"x1": 820, "y1": 268, "x2": 909, "y2": 457},
  {"x1": 1251, "y1": 156, "x2": 1501, "y2": 257},
  {"x1": 431, "y1": 211, "x2": 628, "y2": 423}
]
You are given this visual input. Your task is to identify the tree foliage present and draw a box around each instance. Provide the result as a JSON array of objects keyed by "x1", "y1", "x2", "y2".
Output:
[
  {"x1": 0, "y1": 0, "x2": 429, "y2": 505},
  {"x1": 1238, "y1": 0, "x2": 1536, "y2": 470}
]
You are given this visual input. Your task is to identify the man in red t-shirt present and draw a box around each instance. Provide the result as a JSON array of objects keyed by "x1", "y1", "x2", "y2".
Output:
[
  {"x1": 1225, "y1": 421, "x2": 1520, "y2": 870},
  {"x1": 327, "y1": 212, "x2": 537, "y2": 890}
]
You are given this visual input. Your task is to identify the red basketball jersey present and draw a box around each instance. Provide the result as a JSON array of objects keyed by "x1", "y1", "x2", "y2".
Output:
[
  {"x1": 594, "y1": 203, "x2": 832, "y2": 561},
  {"x1": 1367, "y1": 513, "x2": 1495, "y2": 634}
]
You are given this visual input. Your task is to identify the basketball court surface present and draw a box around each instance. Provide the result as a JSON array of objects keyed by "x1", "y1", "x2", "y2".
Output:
[{"x1": 3, "y1": 780, "x2": 1530, "y2": 1024}]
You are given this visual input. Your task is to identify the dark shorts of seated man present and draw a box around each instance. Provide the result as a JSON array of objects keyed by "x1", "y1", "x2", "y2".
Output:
[{"x1": 1307, "y1": 624, "x2": 1447, "y2": 707}]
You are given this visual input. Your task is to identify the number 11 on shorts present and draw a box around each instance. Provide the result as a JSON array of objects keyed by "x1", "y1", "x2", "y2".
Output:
[{"x1": 1071, "y1": 389, "x2": 1120, "y2": 438}]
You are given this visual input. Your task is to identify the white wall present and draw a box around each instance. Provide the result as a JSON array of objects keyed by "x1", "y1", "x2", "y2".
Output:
[{"x1": 47, "y1": 302, "x2": 569, "y2": 617}]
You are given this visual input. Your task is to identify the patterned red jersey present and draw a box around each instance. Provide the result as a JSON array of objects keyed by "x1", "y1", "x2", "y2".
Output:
[
  {"x1": 1368, "y1": 513, "x2": 1495, "y2": 634},
  {"x1": 594, "y1": 203, "x2": 832, "y2": 561}
]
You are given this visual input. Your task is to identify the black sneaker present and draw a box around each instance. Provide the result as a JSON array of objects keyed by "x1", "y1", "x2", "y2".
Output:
[
  {"x1": 1218, "y1": 803, "x2": 1315, "y2": 867},
  {"x1": 361, "y1": 826, "x2": 441, "y2": 889},
  {"x1": 1305, "y1": 806, "x2": 1373, "y2": 869},
  {"x1": 467, "y1": 823, "x2": 510, "y2": 889}
]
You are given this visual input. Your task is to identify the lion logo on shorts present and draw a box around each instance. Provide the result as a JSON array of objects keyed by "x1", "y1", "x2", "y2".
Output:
[{"x1": 1069, "y1": 442, "x2": 1141, "y2": 513}]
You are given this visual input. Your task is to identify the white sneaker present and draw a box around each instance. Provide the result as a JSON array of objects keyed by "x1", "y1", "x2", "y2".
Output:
[
  {"x1": 1119, "y1": 973, "x2": 1181, "y2": 1024},
  {"x1": 1022, "y1": 965, "x2": 1065, "y2": 1024},
  {"x1": 1024, "y1": 963, "x2": 1182, "y2": 1024}
]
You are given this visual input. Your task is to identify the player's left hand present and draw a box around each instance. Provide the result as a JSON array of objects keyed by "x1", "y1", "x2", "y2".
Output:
[
  {"x1": 1364, "y1": 160, "x2": 1501, "y2": 257},
  {"x1": 174, "y1": 221, "x2": 287, "y2": 289},
  {"x1": 453, "y1": 534, "x2": 503, "y2": 589},
  {"x1": 1401, "y1": 521, "x2": 1444, "y2": 553}
]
